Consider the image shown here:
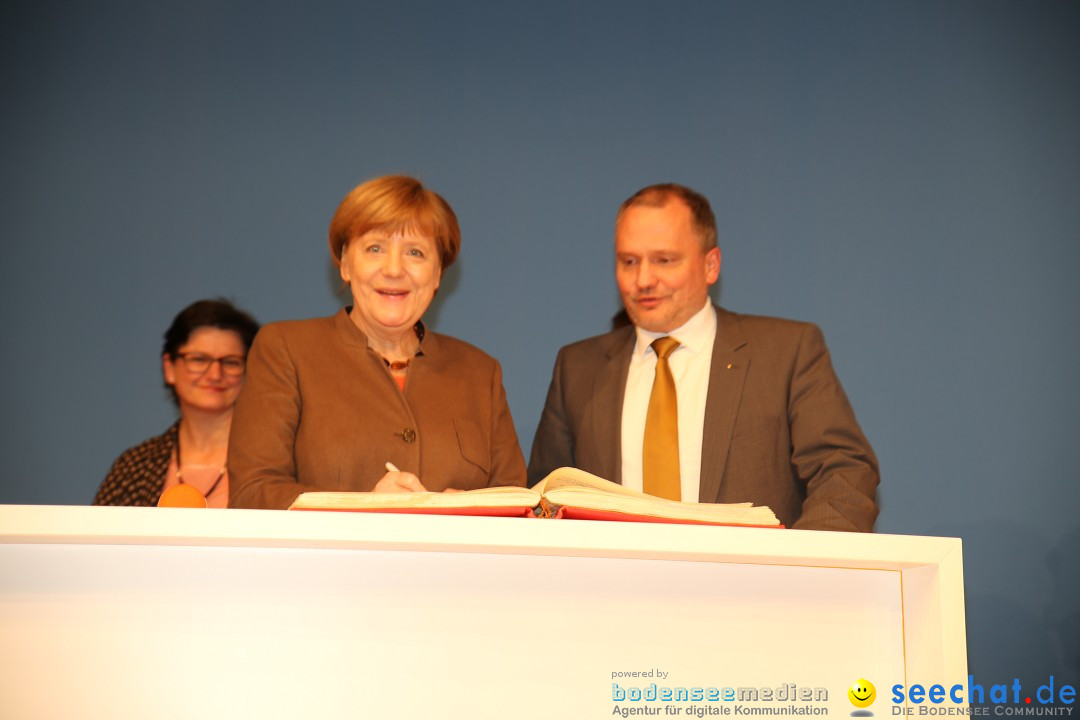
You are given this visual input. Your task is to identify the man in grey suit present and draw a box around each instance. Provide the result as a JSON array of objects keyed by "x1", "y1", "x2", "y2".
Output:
[{"x1": 528, "y1": 183, "x2": 879, "y2": 531}]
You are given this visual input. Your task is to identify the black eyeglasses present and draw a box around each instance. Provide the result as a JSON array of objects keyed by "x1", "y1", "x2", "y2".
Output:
[{"x1": 174, "y1": 353, "x2": 246, "y2": 376}]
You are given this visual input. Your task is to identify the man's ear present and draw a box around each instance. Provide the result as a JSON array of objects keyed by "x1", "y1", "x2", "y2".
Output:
[{"x1": 705, "y1": 247, "x2": 721, "y2": 284}]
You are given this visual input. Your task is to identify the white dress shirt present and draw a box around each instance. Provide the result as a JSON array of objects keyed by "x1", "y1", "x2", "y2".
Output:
[{"x1": 620, "y1": 301, "x2": 717, "y2": 502}]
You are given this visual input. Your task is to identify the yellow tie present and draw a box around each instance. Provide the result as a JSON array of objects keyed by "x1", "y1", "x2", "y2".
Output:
[{"x1": 643, "y1": 336, "x2": 681, "y2": 501}]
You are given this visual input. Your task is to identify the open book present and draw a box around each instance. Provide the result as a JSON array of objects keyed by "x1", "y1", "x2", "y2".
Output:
[{"x1": 288, "y1": 467, "x2": 782, "y2": 528}]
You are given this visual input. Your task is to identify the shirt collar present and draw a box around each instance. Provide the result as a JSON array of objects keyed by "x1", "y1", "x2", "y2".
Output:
[
  {"x1": 632, "y1": 301, "x2": 716, "y2": 359},
  {"x1": 335, "y1": 307, "x2": 428, "y2": 357}
]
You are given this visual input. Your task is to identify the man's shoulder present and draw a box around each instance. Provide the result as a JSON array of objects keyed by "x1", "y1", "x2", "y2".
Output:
[
  {"x1": 554, "y1": 324, "x2": 635, "y2": 363},
  {"x1": 717, "y1": 307, "x2": 820, "y2": 343},
  {"x1": 549, "y1": 307, "x2": 822, "y2": 362}
]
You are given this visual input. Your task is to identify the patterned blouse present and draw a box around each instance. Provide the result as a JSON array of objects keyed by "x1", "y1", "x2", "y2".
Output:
[{"x1": 93, "y1": 423, "x2": 179, "y2": 506}]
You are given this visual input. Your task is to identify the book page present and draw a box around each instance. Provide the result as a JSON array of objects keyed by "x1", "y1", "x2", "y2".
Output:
[
  {"x1": 533, "y1": 467, "x2": 777, "y2": 526},
  {"x1": 532, "y1": 467, "x2": 651, "y2": 498},
  {"x1": 290, "y1": 486, "x2": 541, "y2": 511},
  {"x1": 535, "y1": 467, "x2": 752, "y2": 506}
]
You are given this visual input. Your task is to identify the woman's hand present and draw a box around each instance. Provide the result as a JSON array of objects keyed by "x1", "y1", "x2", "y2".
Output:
[{"x1": 373, "y1": 471, "x2": 427, "y2": 493}]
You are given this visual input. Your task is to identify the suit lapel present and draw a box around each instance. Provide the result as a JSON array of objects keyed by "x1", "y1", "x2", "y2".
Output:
[
  {"x1": 590, "y1": 328, "x2": 634, "y2": 484},
  {"x1": 699, "y1": 307, "x2": 749, "y2": 503}
]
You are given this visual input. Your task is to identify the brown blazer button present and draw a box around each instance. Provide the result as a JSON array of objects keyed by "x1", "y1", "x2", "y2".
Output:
[{"x1": 401, "y1": 428, "x2": 417, "y2": 444}]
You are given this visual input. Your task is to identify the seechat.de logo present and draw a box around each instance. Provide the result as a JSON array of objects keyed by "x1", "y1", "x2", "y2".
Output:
[{"x1": 891, "y1": 676, "x2": 1076, "y2": 710}]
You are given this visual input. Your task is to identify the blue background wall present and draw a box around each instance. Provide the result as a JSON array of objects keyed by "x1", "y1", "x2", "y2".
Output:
[{"x1": 2, "y1": 0, "x2": 1077, "y2": 687}]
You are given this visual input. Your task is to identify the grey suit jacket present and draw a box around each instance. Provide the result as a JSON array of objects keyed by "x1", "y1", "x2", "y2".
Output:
[{"x1": 527, "y1": 307, "x2": 879, "y2": 531}]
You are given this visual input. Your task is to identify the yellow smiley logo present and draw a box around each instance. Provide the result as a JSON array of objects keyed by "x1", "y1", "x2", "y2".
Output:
[{"x1": 848, "y1": 679, "x2": 876, "y2": 708}]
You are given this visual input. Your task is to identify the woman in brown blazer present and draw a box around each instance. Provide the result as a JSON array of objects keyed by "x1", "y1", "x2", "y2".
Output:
[{"x1": 227, "y1": 176, "x2": 527, "y2": 509}]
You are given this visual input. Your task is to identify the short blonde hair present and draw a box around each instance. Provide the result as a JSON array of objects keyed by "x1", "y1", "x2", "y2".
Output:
[{"x1": 328, "y1": 175, "x2": 461, "y2": 270}]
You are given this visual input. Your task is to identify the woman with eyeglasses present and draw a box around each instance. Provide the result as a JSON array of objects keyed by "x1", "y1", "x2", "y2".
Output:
[{"x1": 93, "y1": 299, "x2": 260, "y2": 507}]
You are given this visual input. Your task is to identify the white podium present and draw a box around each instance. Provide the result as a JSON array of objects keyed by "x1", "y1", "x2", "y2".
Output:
[{"x1": 0, "y1": 505, "x2": 966, "y2": 719}]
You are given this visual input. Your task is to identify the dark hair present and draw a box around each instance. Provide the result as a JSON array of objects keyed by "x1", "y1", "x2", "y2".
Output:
[
  {"x1": 162, "y1": 298, "x2": 260, "y2": 403},
  {"x1": 616, "y1": 183, "x2": 718, "y2": 251}
]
